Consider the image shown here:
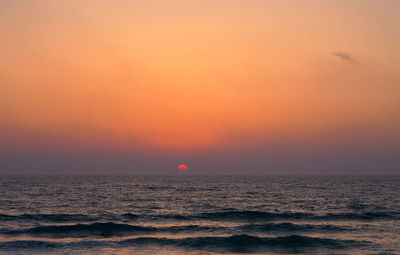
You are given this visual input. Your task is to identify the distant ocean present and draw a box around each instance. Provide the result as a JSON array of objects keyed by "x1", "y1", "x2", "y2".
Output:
[{"x1": 0, "y1": 176, "x2": 399, "y2": 254}]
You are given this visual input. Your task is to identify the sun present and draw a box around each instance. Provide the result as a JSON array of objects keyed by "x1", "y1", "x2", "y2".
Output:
[{"x1": 177, "y1": 164, "x2": 189, "y2": 171}]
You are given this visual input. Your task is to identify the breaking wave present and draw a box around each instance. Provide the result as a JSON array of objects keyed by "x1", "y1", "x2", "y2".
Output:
[{"x1": 0, "y1": 235, "x2": 367, "y2": 253}]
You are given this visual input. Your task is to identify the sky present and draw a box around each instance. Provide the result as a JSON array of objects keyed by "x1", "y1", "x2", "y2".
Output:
[{"x1": 1, "y1": 0, "x2": 399, "y2": 175}]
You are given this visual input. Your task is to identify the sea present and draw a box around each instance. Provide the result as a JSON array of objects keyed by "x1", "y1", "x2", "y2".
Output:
[{"x1": 0, "y1": 176, "x2": 399, "y2": 254}]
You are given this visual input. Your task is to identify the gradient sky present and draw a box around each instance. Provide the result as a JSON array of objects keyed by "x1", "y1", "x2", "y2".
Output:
[{"x1": 1, "y1": 0, "x2": 399, "y2": 174}]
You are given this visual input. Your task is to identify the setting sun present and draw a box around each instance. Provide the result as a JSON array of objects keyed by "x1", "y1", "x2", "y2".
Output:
[{"x1": 177, "y1": 164, "x2": 189, "y2": 171}]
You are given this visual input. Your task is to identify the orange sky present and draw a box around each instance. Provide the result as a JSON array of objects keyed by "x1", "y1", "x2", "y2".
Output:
[{"x1": 1, "y1": 1, "x2": 399, "y2": 173}]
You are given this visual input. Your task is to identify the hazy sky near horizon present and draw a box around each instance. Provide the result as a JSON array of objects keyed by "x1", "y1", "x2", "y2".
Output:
[{"x1": 1, "y1": 0, "x2": 399, "y2": 174}]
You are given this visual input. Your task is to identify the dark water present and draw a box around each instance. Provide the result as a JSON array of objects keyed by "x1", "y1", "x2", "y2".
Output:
[{"x1": 0, "y1": 176, "x2": 399, "y2": 254}]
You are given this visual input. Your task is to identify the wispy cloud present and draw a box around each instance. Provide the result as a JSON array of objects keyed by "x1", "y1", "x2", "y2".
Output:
[{"x1": 332, "y1": 52, "x2": 356, "y2": 63}]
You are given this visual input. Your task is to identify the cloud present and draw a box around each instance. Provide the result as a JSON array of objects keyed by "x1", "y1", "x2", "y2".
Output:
[{"x1": 332, "y1": 52, "x2": 356, "y2": 63}]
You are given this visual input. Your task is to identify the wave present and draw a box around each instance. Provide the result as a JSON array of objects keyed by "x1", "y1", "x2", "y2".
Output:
[
  {"x1": 196, "y1": 211, "x2": 313, "y2": 221},
  {"x1": 0, "y1": 210, "x2": 397, "y2": 224},
  {"x1": 0, "y1": 235, "x2": 367, "y2": 253},
  {"x1": 238, "y1": 222, "x2": 349, "y2": 232},
  {"x1": 1, "y1": 223, "x2": 221, "y2": 238},
  {"x1": 193, "y1": 210, "x2": 398, "y2": 221},
  {"x1": 0, "y1": 240, "x2": 61, "y2": 249},
  {"x1": 0, "y1": 213, "x2": 96, "y2": 222},
  {"x1": 0, "y1": 221, "x2": 352, "y2": 238},
  {"x1": 3, "y1": 223, "x2": 154, "y2": 238},
  {"x1": 119, "y1": 234, "x2": 366, "y2": 253},
  {"x1": 316, "y1": 212, "x2": 396, "y2": 221}
]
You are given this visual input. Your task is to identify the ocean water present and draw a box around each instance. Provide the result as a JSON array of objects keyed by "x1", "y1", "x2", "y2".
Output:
[{"x1": 0, "y1": 176, "x2": 399, "y2": 255}]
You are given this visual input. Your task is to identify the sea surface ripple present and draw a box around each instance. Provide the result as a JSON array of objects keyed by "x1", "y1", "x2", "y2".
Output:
[{"x1": 0, "y1": 176, "x2": 399, "y2": 254}]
